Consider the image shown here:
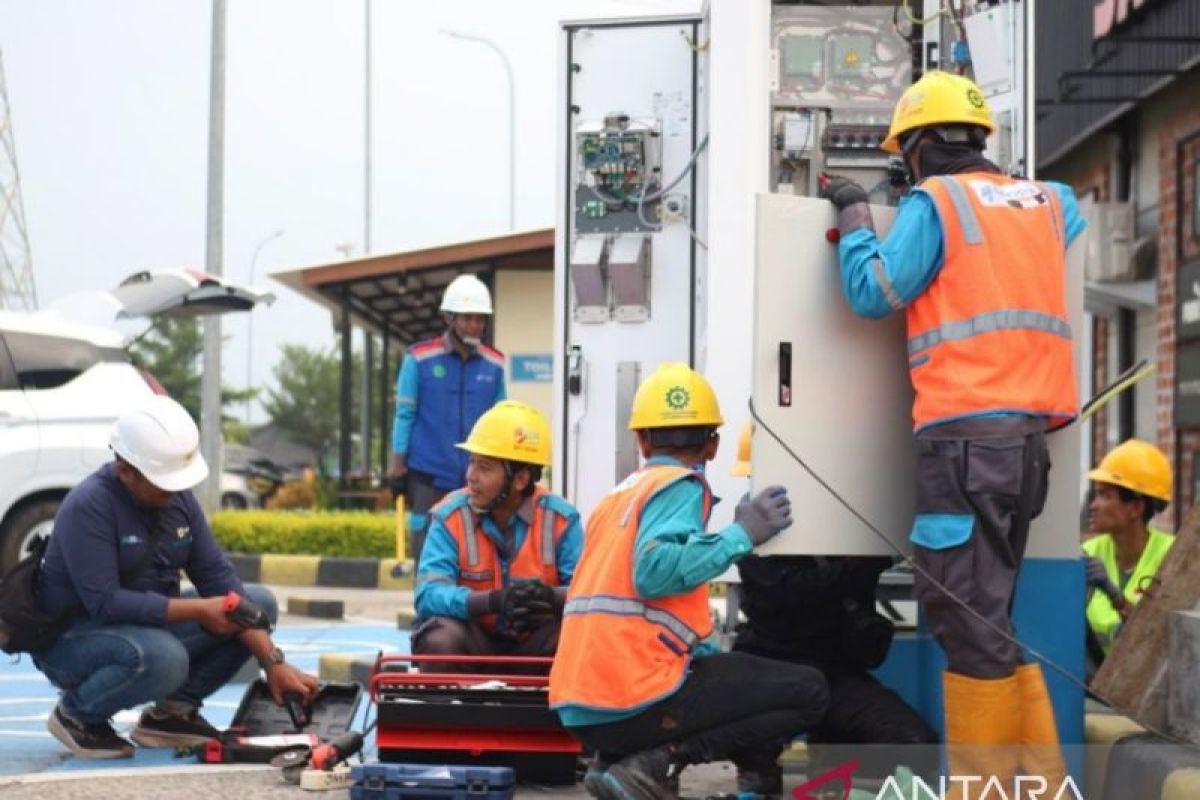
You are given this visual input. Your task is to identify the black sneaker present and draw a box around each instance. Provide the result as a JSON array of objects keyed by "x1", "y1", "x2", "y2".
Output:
[
  {"x1": 602, "y1": 746, "x2": 678, "y2": 800},
  {"x1": 130, "y1": 706, "x2": 221, "y2": 748},
  {"x1": 46, "y1": 704, "x2": 134, "y2": 759},
  {"x1": 583, "y1": 754, "x2": 613, "y2": 798},
  {"x1": 736, "y1": 763, "x2": 783, "y2": 798}
]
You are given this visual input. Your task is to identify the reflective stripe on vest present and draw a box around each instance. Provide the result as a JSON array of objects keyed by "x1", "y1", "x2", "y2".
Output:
[
  {"x1": 564, "y1": 595, "x2": 704, "y2": 651},
  {"x1": 905, "y1": 173, "x2": 1078, "y2": 430},
  {"x1": 462, "y1": 508, "x2": 480, "y2": 567},
  {"x1": 541, "y1": 504, "x2": 557, "y2": 568}
]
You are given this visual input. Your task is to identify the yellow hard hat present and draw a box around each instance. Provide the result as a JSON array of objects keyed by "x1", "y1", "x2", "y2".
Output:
[
  {"x1": 628, "y1": 363, "x2": 724, "y2": 430},
  {"x1": 730, "y1": 422, "x2": 753, "y2": 477},
  {"x1": 457, "y1": 401, "x2": 552, "y2": 466},
  {"x1": 881, "y1": 71, "x2": 997, "y2": 154},
  {"x1": 1088, "y1": 439, "x2": 1172, "y2": 502}
]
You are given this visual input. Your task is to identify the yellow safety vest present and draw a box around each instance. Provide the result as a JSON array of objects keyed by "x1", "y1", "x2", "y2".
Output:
[{"x1": 1082, "y1": 527, "x2": 1174, "y2": 653}]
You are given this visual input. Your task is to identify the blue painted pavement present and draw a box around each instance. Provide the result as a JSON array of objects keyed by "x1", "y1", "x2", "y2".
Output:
[{"x1": 0, "y1": 623, "x2": 407, "y2": 778}]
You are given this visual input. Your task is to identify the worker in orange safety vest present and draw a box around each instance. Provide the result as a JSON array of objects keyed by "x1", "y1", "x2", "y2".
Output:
[
  {"x1": 819, "y1": 71, "x2": 1086, "y2": 794},
  {"x1": 550, "y1": 364, "x2": 830, "y2": 800}
]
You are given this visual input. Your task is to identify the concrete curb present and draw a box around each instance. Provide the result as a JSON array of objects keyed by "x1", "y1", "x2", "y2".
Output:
[
  {"x1": 229, "y1": 554, "x2": 414, "y2": 589},
  {"x1": 286, "y1": 596, "x2": 345, "y2": 619}
]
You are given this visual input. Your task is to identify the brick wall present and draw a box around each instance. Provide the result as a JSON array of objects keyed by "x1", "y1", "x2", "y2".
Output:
[{"x1": 1157, "y1": 104, "x2": 1200, "y2": 518}]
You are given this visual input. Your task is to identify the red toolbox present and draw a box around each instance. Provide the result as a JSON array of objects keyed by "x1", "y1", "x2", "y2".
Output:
[{"x1": 370, "y1": 655, "x2": 583, "y2": 785}]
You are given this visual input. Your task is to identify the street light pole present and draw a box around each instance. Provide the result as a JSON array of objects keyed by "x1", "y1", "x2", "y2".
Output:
[
  {"x1": 442, "y1": 30, "x2": 515, "y2": 231},
  {"x1": 245, "y1": 228, "x2": 284, "y2": 424}
]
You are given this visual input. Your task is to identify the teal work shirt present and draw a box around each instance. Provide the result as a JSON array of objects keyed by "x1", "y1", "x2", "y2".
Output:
[{"x1": 559, "y1": 456, "x2": 753, "y2": 728}]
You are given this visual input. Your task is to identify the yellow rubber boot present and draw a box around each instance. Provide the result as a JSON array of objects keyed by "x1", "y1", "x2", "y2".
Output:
[
  {"x1": 943, "y1": 671, "x2": 1022, "y2": 800},
  {"x1": 1015, "y1": 663, "x2": 1067, "y2": 795}
]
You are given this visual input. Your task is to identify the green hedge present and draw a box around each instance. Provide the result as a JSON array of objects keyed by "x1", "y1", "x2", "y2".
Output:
[{"x1": 212, "y1": 510, "x2": 395, "y2": 558}]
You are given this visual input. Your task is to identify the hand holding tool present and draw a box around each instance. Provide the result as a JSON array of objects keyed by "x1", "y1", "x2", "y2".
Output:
[{"x1": 223, "y1": 591, "x2": 273, "y2": 631}]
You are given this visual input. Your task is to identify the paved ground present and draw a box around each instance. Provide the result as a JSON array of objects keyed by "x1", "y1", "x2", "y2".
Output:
[{"x1": 0, "y1": 585, "x2": 763, "y2": 799}]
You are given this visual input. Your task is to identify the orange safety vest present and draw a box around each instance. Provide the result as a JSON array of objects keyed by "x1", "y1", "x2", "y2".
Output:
[
  {"x1": 549, "y1": 464, "x2": 714, "y2": 714},
  {"x1": 437, "y1": 485, "x2": 571, "y2": 633},
  {"x1": 907, "y1": 173, "x2": 1078, "y2": 431}
]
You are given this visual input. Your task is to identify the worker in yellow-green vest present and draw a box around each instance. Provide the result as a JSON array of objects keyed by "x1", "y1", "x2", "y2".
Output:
[{"x1": 1082, "y1": 438, "x2": 1174, "y2": 673}]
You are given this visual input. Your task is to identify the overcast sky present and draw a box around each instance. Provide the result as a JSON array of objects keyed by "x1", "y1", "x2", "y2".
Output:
[{"x1": 0, "y1": 0, "x2": 699, "y2": 421}]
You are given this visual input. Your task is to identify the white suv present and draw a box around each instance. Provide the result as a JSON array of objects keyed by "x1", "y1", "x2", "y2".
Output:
[{"x1": 0, "y1": 269, "x2": 273, "y2": 573}]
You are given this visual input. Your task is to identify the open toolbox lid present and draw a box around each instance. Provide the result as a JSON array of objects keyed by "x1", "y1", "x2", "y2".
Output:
[{"x1": 230, "y1": 678, "x2": 362, "y2": 739}]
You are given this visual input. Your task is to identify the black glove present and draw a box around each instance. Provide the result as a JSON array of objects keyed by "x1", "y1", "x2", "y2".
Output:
[
  {"x1": 734, "y1": 486, "x2": 793, "y2": 546},
  {"x1": 388, "y1": 473, "x2": 408, "y2": 499},
  {"x1": 485, "y1": 582, "x2": 556, "y2": 636},
  {"x1": 1084, "y1": 556, "x2": 1124, "y2": 608},
  {"x1": 818, "y1": 174, "x2": 868, "y2": 210}
]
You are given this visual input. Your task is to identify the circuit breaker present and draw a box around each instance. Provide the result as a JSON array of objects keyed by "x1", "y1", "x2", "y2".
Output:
[{"x1": 575, "y1": 114, "x2": 663, "y2": 235}]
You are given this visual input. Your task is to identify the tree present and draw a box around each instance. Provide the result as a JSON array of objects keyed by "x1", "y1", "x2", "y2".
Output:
[
  {"x1": 128, "y1": 317, "x2": 257, "y2": 438},
  {"x1": 262, "y1": 344, "x2": 361, "y2": 452}
]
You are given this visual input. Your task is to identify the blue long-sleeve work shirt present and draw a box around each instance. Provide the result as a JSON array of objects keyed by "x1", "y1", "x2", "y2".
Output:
[
  {"x1": 558, "y1": 456, "x2": 754, "y2": 728},
  {"x1": 415, "y1": 491, "x2": 583, "y2": 621},
  {"x1": 39, "y1": 462, "x2": 244, "y2": 626},
  {"x1": 838, "y1": 180, "x2": 1086, "y2": 319}
]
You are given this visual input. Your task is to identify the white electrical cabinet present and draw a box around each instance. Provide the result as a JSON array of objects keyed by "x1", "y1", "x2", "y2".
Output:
[{"x1": 554, "y1": 17, "x2": 705, "y2": 515}]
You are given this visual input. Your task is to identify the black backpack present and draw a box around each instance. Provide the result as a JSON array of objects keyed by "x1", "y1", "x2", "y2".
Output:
[{"x1": 0, "y1": 535, "x2": 77, "y2": 655}]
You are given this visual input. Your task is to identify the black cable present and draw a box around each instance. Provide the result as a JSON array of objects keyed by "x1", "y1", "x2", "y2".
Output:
[{"x1": 746, "y1": 397, "x2": 1183, "y2": 744}]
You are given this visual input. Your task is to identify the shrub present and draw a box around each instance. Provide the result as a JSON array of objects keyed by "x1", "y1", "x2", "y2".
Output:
[{"x1": 212, "y1": 510, "x2": 395, "y2": 558}]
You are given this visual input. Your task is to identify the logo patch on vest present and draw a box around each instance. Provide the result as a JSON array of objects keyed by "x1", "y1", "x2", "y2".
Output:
[
  {"x1": 969, "y1": 179, "x2": 1047, "y2": 209},
  {"x1": 432, "y1": 364, "x2": 447, "y2": 378}
]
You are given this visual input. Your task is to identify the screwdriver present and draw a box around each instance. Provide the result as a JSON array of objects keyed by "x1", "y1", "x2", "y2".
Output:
[{"x1": 222, "y1": 592, "x2": 272, "y2": 631}]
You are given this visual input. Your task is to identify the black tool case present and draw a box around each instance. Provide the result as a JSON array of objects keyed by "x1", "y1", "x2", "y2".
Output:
[
  {"x1": 350, "y1": 764, "x2": 516, "y2": 800},
  {"x1": 201, "y1": 679, "x2": 363, "y2": 764}
]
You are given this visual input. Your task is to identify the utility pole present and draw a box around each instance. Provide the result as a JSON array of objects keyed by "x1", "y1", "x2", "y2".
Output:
[
  {"x1": 0, "y1": 49, "x2": 38, "y2": 311},
  {"x1": 199, "y1": 0, "x2": 227, "y2": 513},
  {"x1": 361, "y1": 0, "x2": 374, "y2": 479}
]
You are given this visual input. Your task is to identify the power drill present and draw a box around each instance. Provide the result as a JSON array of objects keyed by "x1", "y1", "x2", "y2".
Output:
[{"x1": 222, "y1": 592, "x2": 272, "y2": 631}]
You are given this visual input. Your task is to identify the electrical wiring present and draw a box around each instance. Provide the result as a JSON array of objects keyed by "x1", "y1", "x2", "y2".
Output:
[
  {"x1": 899, "y1": 0, "x2": 943, "y2": 26},
  {"x1": 746, "y1": 396, "x2": 1185, "y2": 745}
]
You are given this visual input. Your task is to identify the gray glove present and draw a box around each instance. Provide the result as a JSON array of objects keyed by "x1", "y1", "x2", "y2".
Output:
[
  {"x1": 735, "y1": 486, "x2": 793, "y2": 546},
  {"x1": 1084, "y1": 556, "x2": 1124, "y2": 607},
  {"x1": 819, "y1": 173, "x2": 874, "y2": 235}
]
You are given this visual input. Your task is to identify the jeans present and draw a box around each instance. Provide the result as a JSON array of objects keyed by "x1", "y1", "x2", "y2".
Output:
[
  {"x1": 410, "y1": 615, "x2": 560, "y2": 674},
  {"x1": 34, "y1": 584, "x2": 278, "y2": 725}
]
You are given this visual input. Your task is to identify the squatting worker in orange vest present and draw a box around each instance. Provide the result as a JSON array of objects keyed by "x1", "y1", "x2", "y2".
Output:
[
  {"x1": 549, "y1": 363, "x2": 830, "y2": 800},
  {"x1": 819, "y1": 71, "x2": 1086, "y2": 790},
  {"x1": 412, "y1": 401, "x2": 582, "y2": 672}
]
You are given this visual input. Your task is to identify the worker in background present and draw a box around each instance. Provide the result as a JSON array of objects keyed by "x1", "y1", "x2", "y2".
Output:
[
  {"x1": 1082, "y1": 439, "x2": 1174, "y2": 676},
  {"x1": 412, "y1": 401, "x2": 582, "y2": 672},
  {"x1": 727, "y1": 423, "x2": 938, "y2": 794},
  {"x1": 35, "y1": 397, "x2": 317, "y2": 759},
  {"x1": 391, "y1": 274, "x2": 507, "y2": 564},
  {"x1": 550, "y1": 364, "x2": 829, "y2": 800},
  {"x1": 818, "y1": 70, "x2": 1085, "y2": 790}
]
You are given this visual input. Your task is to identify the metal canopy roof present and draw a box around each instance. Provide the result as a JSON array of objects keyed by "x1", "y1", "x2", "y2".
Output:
[{"x1": 270, "y1": 229, "x2": 553, "y2": 345}]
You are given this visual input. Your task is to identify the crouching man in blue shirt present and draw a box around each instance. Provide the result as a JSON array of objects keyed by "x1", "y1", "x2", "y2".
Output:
[{"x1": 35, "y1": 397, "x2": 318, "y2": 759}]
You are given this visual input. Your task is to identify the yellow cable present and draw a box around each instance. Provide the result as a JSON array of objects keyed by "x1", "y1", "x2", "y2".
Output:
[
  {"x1": 901, "y1": 0, "x2": 944, "y2": 26},
  {"x1": 1079, "y1": 363, "x2": 1156, "y2": 423}
]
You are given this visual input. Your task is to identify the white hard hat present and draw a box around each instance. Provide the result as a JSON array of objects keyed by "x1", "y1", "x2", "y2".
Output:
[
  {"x1": 109, "y1": 396, "x2": 209, "y2": 492},
  {"x1": 440, "y1": 274, "x2": 493, "y2": 315}
]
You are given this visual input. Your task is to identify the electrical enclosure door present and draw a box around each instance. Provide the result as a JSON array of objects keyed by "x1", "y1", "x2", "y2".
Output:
[
  {"x1": 557, "y1": 19, "x2": 701, "y2": 517},
  {"x1": 751, "y1": 194, "x2": 1083, "y2": 558}
]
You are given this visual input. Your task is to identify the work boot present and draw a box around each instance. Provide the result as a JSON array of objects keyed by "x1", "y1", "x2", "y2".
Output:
[
  {"x1": 130, "y1": 705, "x2": 222, "y2": 748},
  {"x1": 602, "y1": 745, "x2": 677, "y2": 800},
  {"x1": 46, "y1": 703, "x2": 135, "y2": 759},
  {"x1": 943, "y1": 671, "x2": 1022, "y2": 800},
  {"x1": 584, "y1": 754, "x2": 614, "y2": 799},
  {"x1": 1015, "y1": 664, "x2": 1067, "y2": 795},
  {"x1": 736, "y1": 763, "x2": 783, "y2": 798}
]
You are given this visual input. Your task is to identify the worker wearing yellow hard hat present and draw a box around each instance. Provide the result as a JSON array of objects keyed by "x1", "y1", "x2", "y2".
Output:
[
  {"x1": 1082, "y1": 440, "x2": 1174, "y2": 671},
  {"x1": 412, "y1": 401, "x2": 583, "y2": 669},
  {"x1": 819, "y1": 70, "x2": 1088, "y2": 790},
  {"x1": 552, "y1": 364, "x2": 829, "y2": 800},
  {"x1": 724, "y1": 424, "x2": 938, "y2": 791}
]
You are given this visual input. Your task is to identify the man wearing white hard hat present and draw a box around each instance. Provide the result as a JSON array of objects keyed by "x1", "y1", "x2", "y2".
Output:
[
  {"x1": 391, "y1": 274, "x2": 507, "y2": 562},
  {"x1": 34, "y1": 396, "x2": 318, "y2": 760}
]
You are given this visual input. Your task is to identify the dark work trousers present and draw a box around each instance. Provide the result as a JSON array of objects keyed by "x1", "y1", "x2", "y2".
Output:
[
  {"x1": 410, "y1": 615, "x2": 559, "y2": 674},
  {"x1": 407, "y1": 470, "x2": 448, "y2": 567},
  {"x1": 911, "y1": 419, "x2": 1050, "y2": 679},
  {"x1": 569, "y1": 653, "x2": 829, "y2": 773}
]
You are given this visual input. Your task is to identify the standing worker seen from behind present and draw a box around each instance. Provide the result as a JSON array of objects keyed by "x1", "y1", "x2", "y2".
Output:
[
  {"x1": 391, "y1": 274, "x2": 507, "y2": 563},
  {"x1": 819, "y1": 71, "x2": 1085, "y2": 791},
  {"x1": 1082, "y1": 439, "x2": 1174, "y2": 677},
  {"x1": 412, "y1": 401, "x2": 582, "y2": 670},
  {"x1": 550, "y1": 364, "x2": 829, "y2": 800},
  {"x1": 34, "y1": 397, "x2": 318, "y2": 760}
]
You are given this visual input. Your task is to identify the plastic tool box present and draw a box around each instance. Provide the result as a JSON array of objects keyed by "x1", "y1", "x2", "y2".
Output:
[
  {"x1": 371, "y1": 655, "x2": 582, "y2": 785},
  {"x1": 201, "y1": 678, "x2": 362, "y2": 764},
  {"x1": 350, "y1": 763, "x2": 516, "y2": 800}
]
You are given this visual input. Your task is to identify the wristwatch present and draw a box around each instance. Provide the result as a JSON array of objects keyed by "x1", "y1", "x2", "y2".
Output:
[{"x1": 258, "y1": 646, "x2": 286, "y2": 669}]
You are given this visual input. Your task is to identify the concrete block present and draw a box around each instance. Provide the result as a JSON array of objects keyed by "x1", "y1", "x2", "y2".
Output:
[
  {"x1": 378, "y1": 559, "x2": 414, "y2": 590},
  {"x1": 1084, "y1": 712, "x2": 1145, "y2": 798},
  {"x1": 1163, "y1": 768, "x2": 1200, "y2": 800},
  {"x1": 1168, "y1": 610, "x2": 1200, "y2": 744},
  {"x1": 396, "y1": 609, "x2": 417, "y2": 630},
  {"x1": 318, "y1": 653, "x2": 375, "y2": 685},
  {"x1": 317, "y1": 557, "x2": 378, "y2": 588},
  {"x1": 259, "y1": 554, "x2": 320, "y2": 586},
  {"x1": 287, "y1": 596, "x2": 345, "y2": 619}
]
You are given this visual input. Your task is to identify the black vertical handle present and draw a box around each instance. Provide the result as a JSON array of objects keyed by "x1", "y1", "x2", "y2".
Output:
[{"x1": 778, "y1": 342, "x2": 792, "y2": 407}]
